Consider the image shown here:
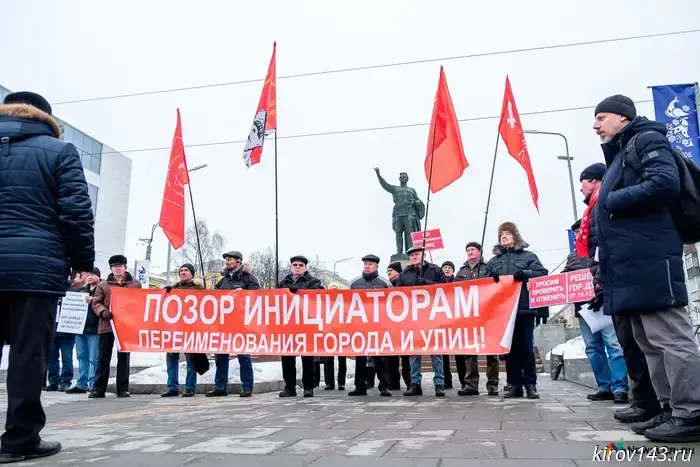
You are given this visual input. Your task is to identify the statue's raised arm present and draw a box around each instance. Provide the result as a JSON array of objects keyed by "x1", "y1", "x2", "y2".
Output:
[{"x1": 374, "y1": 167, "x2": 395, "y2": 194}]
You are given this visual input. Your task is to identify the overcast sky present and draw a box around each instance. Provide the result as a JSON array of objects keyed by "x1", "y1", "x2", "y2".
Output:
[{"x1": 2, "y1": 1, "x2": 699, "y2": 281}]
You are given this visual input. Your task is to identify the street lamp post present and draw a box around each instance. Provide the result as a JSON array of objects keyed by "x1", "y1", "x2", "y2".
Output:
[
  {"x1": 165, "y1": 163, "x2": 209, "y2": 283},
  {"x1": 524, "y1": 130, "x2": 578, "y2": 221},
  {"x1": 333, "y1": 257, "x2": 353, "y2": 278},
  {"x1": 138, "y1": 224, "x2": 158, "y2": 261}
]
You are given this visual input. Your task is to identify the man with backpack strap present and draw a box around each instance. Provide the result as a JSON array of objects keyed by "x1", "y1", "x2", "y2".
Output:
[{"x1": 591, "y1": 94, "x2": 700, "y2": 442}]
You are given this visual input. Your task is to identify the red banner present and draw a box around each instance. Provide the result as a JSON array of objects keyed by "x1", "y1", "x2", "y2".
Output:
[
  {"x1": 110, "y1": 278, "x2": 523, "y2": 356},
  {"x1": 529, "y1": 269, "x2": 595, "y2": 308}
]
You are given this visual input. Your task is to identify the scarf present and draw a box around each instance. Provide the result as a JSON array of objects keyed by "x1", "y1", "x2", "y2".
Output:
[{"x1": 575, "y1": 184, "x2": 600, "y2": 258}]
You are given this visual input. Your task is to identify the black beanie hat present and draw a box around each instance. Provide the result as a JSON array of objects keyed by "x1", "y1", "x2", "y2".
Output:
[
  {"x1": 594, "y1": 94, "x2": 636, "y2": 120},
  {"x1": 180, "y1": 263, "x2": 196, "y2": 276},
  {"x1": 3, "y1": 91, "x2": 52, "y2": 115},
  {"x1": 441, "y1": 261, "x2": 455, "y2": 271},
  {"x1": 465, "y1": 241, "x2": 482, "y2": 252},
  {"x1": 580, "y1": 163, "x2": 606, "y2": 182},
  {"x1": 387, "y1": 261, "x2": 402, "y2": 274},
  {"x1": 91, "y1": 267, "x2": 101, "y2": 278},
  {"x1": 108, "y1": 254, "x2": 127, "y2": 266}
]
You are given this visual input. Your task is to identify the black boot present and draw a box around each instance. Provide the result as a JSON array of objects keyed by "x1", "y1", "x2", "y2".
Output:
[
  {"x1": 587, "y1": 390, "x2": 614, "y2": 401},
  {"x1": 182, "y1": 390, "x2": 195, "y2": 397},
  {"x1": 348, "y1": 388, "x2": 367, "y2": 396},
  {"x1": 44, "y1": 384, "x2": 58, "y2": 392},
  {"x1": 644, "y1": 416, "x2": 700, "y2": 443},
  {"x1": 88, "y1": 390, "x2": 105, "y2": 399},
  {"x1": 631, "y1": 407, "x2": 672, "y2": 435},
  {"x1": 487, "y1": 386, "x2": 499, "y2": 396},
  {"x1": 525, "y1": 386, "x2": 539, "y2": 399},
  {"x1": 503, "y1": 386, "x2": 523, "y2": 398},
  {"x1": 435, "y1": 385, "x2": 445, "y2": 397},
  {"x1": 205, "y1": 389, "x2": 228, "y2": 397},
  {"x1": 303, "y1": 388, "x2": 314, "y2": 397},
  {"x1": 457, "y1": 387, "x2": 479, "y2": 396},
  {"x1": 240, "y1": 388, "x2": 252, "y2": 398},
  {"x1": 161, "y1": 389, "x2": 179, "y2": 397},
  {"x1": 614, "y1": 404, "x2": 660, "y2": 423},
  {"x1": 0, "y1": 440, "x2": 62, "y2": 463},
  {"x1": 613, "y1": 392, "x2": 629, "y2": 404},
  {"x1": 324, "y1": 385, "x2": 335, "y2": 390},
  {"x1": 379, "y1": 388, "x2": 392, "y2": 397},
  {"x1": 278, "y1": 388, "x2": 297, "y2": 397},
  {"x1": 403, "y1": 384, "x2": 423, "y2": 396},
  {"x1": 65, "y1": 386, "x2": 87, "y2": 394}
]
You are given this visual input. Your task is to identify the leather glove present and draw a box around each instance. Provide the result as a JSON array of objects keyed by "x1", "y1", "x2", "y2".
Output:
[
  {"x1": 587, "y1": 282, "x2": 604, "y2": 311},
  {"x1": 101, "y1": 310, "x2": 113, "y2": 320},
  {"x1": 513, "y1": 270, "x2": 526, "y2": 282},
  {"x1": 289, "y1": 284, "x2": 300, "y2": 294},
  {"x1": 164, "y1": 286, "x2": 173, "y2": 293},
  {"x1": 491, "y1": 273, "x2": 500, "y2": 283},
  {"x1": 415, "y1": 277, "x2": 427, "y2": 286}
]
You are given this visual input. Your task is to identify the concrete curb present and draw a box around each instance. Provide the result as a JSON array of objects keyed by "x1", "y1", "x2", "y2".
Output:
[
  {"x1": 0, "y1": 366, "x2": 150, "y2": 384},
  {"x1": 561, "y1": 357, "x2": 596, "y2": 390},
  {"x1": 106, "y1": 379, "x2": 301, "y2": 395}
]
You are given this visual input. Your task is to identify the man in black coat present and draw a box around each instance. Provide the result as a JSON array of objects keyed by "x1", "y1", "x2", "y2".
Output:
[
  {"x1": 278, "y1": 255, "x2": 324, "y2": 398},
  {"x1": 0, "y1": 92, "x2": 94, "y2": 462},
  {"x1": 591, "y1": 95, "x2": 700, "y2": 442},
  {"x1": 348, "y1": 255, "x2": 393, "y2": 397},
  {"x1": 455, "y1": 241, "x2": 500, "y2": 396},
  {"x1": 208, "y1": 251, "x2": 260, "y2": 398},
  {"x1": 385, "y1": 262, "x2": 410, "y2": 390},
  {"x1": 397, "y1": 246, "x2": 449, "y2": 397}
]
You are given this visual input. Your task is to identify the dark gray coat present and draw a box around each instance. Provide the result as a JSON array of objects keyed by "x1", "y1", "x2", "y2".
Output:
[
  {"x1": 454, "y1": 261, "x2": 491, "y2": 281},
  {"x1": 350, "y1": 271, "x2": 392, "y2": 289},
  {"x1": 486, "y1": 242, "x2": 548, "y2": 314},
  {"x1": 395, "y1": 262, "x2": 447, "y2": 287}
]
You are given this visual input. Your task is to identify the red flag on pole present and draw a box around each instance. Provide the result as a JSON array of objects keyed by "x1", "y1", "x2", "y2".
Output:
[
  {"x1": 425, "y1": 66, "x2": 468, "y2": 193},
  {"x1": 498, "y1": 76, "x2": 539, "y2": 212},
  {"x1": 243, "y1": 42, "x2": 277, "y2": 168},
  {"x1": 158, "y1": 109, "x2": 190, "y2": 249}
]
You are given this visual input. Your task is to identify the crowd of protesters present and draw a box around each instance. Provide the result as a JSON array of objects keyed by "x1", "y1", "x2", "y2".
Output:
[{"x1": 2, "y1": 89, "x2": 700, "y2": 462}]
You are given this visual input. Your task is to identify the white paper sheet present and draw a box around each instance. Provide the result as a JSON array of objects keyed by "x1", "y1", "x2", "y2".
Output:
[{"x1": 579, "y1": 304, "x2": 613, "y2": 333}]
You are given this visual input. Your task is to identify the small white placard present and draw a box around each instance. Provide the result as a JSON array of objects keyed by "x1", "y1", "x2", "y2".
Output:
[{"x1": 56, "y1": 292, "x2": 89, "y2": 334}]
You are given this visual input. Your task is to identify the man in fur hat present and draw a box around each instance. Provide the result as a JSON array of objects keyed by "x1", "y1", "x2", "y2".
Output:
[
  {"x1": 208, "y1": 251, "x2": 260, "y2": 398},
  {"x1": 487, "y1": 222, "x2": 548, "y2": 399},
  {"x1": 161, "y1": 264, "x2": 205, "y2": 398},
  {"x1": 90, "y1": 255, "x2": 141, "y2": 399},
  {"x1": 0, "y1": 91, "x2": 95, "y2": 462}
]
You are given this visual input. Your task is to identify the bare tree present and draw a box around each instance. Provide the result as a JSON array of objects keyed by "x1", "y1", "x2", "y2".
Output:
[
  {"x1": 180, "y1": 219, "x2": 225, "y2": 275},
  {"x1": 248, "y1": 246, "x2": 284, "y2": 289}
]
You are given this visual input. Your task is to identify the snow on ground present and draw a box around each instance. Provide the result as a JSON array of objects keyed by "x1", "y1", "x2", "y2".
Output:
[
  {"x1": 0, "y1": 345, "x2": 164, "y2": 370},
  {"x1": 545, "y1": 336, "x2": 587, "y2": 360},
  {"x1": 112, "y1": 357, "x2": 358, "y2": 386}
]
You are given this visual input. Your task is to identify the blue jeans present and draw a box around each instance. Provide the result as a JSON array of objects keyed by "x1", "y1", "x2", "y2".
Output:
[
  {"x1": 409, "y1": 355, "x2": 444, "y2": 386},
  {"x1": 214, "y1": 354, "x2": 254, "y2": 391},
  {"x1": 167, "y1": 353, "x2": 197, "y2": 392},
  {"x1": 578, "y1": 316, "x2": 629, "y2": 394},
  {"x1": 47, "y1": 334, "x2": 75, "y2": 386},
  {"x1": 75, "y1": 334, "x2": 99, "y2": 390}
]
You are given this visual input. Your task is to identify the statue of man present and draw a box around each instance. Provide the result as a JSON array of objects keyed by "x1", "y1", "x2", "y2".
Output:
[{"x1": 374, "y1": 168, "x2": 425, "y2": 256}]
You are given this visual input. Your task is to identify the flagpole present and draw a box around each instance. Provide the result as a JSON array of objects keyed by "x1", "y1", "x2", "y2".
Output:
[
  {"x1": 187, "y1": 182, "x2": 206, "y2": 287},
  {"x1": 420, "y1": 118, "x2": 439, "y2": 277},
  {"x1": 274, "y1": 130, "x2": 280, "y2": 287},
  {"x1": 480, "y1": 130, "x2": 501, "y2": 249}
]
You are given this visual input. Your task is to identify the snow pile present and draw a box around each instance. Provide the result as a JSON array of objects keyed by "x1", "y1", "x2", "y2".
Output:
[
  {"x1": 545, "y1": 336, "x2": 587, "y2": 360},
  {"x1": 0, "y1": 346, "x2": 164, "y2": 371}
]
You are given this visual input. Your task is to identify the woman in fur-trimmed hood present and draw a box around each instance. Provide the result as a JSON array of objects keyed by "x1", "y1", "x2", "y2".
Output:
[{"x1": 486, "y1": 221, "x2": 548, "y2": 400}]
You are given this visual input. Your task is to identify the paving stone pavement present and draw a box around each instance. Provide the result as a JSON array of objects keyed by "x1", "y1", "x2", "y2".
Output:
[{"x1": 1, "y1": 374, "x2": 699, "y2": 466}]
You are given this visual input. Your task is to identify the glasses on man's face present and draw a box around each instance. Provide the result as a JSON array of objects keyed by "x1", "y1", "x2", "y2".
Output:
[{"x1": 292, "y1": 263, "x2": 305, "y2": 268}]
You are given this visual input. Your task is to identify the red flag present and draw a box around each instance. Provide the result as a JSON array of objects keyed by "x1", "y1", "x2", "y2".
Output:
[
  {"x1": 425, "y1": 66, "x2": 468, "y2": 193},
  {"x1": 158, "y1": 109, "x2": 189, "y2": 249},
  {"x1": 498, "y1": 76, "x2": 539, "y2": 211},
  {"x1": 243, "y1": 42, "x2": 277, "y2": 168}
]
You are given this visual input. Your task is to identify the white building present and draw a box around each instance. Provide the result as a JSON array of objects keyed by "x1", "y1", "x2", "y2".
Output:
[{"x1": 0, "y1": 85, "x2": 132, "y2": 276}]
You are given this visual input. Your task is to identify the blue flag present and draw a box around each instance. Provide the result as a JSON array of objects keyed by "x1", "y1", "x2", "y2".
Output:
[
  {"x1": 567, "y1": 229, "x2": 575, "y2": 253},
  {"x1": 650, "y1": 83, "x2": 700, "y2": 166}
]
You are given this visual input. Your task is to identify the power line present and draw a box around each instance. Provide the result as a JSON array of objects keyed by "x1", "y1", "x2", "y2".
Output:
[
  {"x1": 51, "y1": 29, "x2": 699, "y2": 106},
  {"x1": 93, "y1": 98, "x2": 653, "y2": 157}
]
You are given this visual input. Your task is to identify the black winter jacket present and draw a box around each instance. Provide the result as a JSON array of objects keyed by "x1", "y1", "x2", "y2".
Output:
[
  {"x1": 454, "y1": 261, "x2": 491, "y2": 281},
  {"x1": 0, "y1": 104, "x2": 95, "y2": 295},
  {"x1": 395, "y1": 262, "x2": 447, "y2": 287},
  {"x1": 596, "y1": 117, "x2": 687, "y2": 315},
  {"x1": 278, "y1": 271, "x2": 324, "y2": 290},
  {"x1": 350, "y1": 271, "x2": 392, "y2": 289},
  {"x1": 487, "y1": 242, "x2": 548, "y2": 314},
  {"x1": 215, "y1": 263, "x2": 260, "y2": 290}
]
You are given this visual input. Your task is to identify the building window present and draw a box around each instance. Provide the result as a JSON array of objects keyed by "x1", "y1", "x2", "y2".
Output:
[
  {"x1": 88, "y1": 183, "x2": 98, "y2": 217},
  {"x1": 686, "y1": 253, "x2": 700, "y2": 271}
]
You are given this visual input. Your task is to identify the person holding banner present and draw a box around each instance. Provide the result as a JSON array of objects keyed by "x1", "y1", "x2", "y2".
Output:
[
  {"x1": 209, "y1": 251, "x2": 260, "y2": 398},
  {"x1": 161, "y1": 263, "x2": 205, "y2": 398},
  {"x1": 455, "y1": 241, "x2": 500, "y2": 397},
  {"x1": 348, "y1": 254, "x2": 393, "y2": 397},
  {"x1": 385, "y1": 262, "x2": 411, "y2": 391},
  {"x1": 397, "y1": 246, "x2": 448, "y2": 397},
  {"x1": 440, "y1": 261, "x2": 457, "y2": 389},
  {"x1": 278, "y1": 255, "x2": 325, "y2": 398},
  {"x1": 90, "y1": 255, "x2": 141, "y2": 399},
  {"x1": 487, "y1": 222, "x2": 548, "y2": 399}
]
